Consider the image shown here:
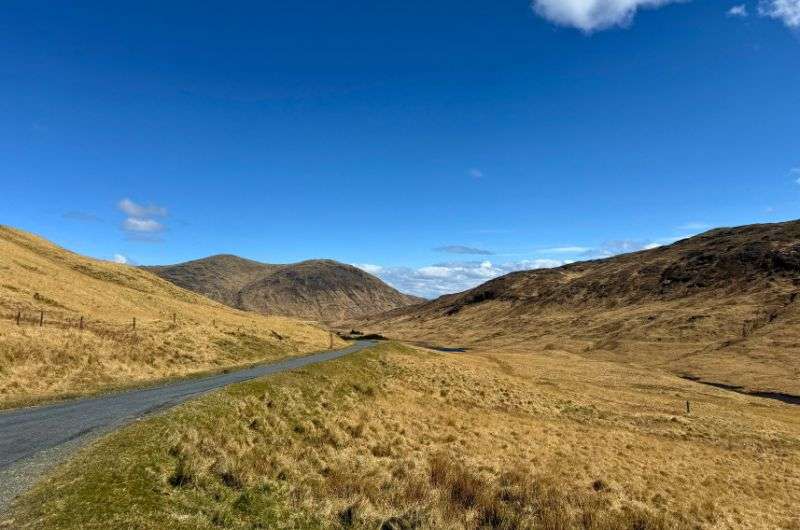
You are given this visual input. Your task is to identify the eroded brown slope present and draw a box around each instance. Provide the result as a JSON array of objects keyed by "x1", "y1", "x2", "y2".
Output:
[
  {"x1": 145, "y1": 255, "x2": 279, "y2": 308},
  {"x1": 146, "y1": 257, "x2": 421, "y2": 322},
  {"x1": 356, "y1": 220, "x2": 800, "y2": 395}
]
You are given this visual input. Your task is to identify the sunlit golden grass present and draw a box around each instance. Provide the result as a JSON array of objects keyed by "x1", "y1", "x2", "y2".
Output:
[
  {"x1": 0, "y1": 226, "x2": 343, "y2": 408},
  {"x1": 353, "y1": 294, "x2": 800, "y2": 396},
  {"x1": 8, "y1": 342, "x2": 799, "y2": 529}
]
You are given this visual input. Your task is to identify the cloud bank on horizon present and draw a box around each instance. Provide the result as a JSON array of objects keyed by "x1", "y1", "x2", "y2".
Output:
[
  {"x1": 357, "y1": 232, "x2": 701, "y2": 298},
  {"x1": 530, "y1": 0, "x2": 800, "y2": 31},
  {"x1": 356, "y1": 259, "x2": 564, "y2": 299}
]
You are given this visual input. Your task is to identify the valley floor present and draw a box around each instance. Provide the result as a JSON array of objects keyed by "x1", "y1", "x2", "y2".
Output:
[{"x1": 5, "y1": 342, "x2": 799, "y2": 529}]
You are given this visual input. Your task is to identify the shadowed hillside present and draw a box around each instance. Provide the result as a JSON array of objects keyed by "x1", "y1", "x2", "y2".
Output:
[
  {"x1": 354, "y1": 220, "x2": 800, "y2": 395},
  {"x1": 146, "y1": 256, "x2": 422, "y2": 322},
  {"x1": 0, "y1": 226, "x2": 340, "y2": 408}
]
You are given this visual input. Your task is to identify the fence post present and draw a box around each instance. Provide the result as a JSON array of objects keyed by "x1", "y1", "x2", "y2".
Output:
[
  {"x1": 79, "y1": 316, "x2": 84, "y2": 331},
  {"x1": 686, "y1": 400, "x2": 691, "y2": 414},
  {"x1": 133, "y1": 317, "x2": 136, "y2": 331},
  {"x1": 16, "y1": 311, "x2": 20, "y2": 325},
  {"x1": 39, "y1": 310, "x2": 44, "y2": 327}
]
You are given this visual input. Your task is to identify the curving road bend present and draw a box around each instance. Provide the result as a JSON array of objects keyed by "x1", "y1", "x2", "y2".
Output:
[{"x1": 0, "y1": 340, "x2": 375, "y2": 513}]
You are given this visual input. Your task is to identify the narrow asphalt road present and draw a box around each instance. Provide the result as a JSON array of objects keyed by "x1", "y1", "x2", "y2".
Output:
[{"x1": 0, "y1": 339, "x2": 375, "y2": 513}]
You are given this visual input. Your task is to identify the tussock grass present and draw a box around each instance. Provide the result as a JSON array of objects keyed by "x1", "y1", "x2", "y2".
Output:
[
  {"x1": 0, "y1": 226, "x2": 342, "y2": 408},
  {"x1": 7, "y1": 342, "x2": 799, "y2": 529}
]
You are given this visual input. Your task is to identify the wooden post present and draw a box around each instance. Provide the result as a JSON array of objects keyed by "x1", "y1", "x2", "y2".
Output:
[
  {"x1": 39, "y1": 310, "x2": 44, "y2": 327},
  {"x1": 133, "y1": 317, "x2": 136, "y2": 331},
  {"x1": 329, "y1": 331, "x2": 334, "y2": 349},
  {"x1": 15, "y1": 311, "x2": 20, "y2": 326},
  {"x1": 686, "y1": 400, "x2": 690, "y2": 414},
  {"x1": 79, "y1": 316, "x2": 84, "y2": 331}
]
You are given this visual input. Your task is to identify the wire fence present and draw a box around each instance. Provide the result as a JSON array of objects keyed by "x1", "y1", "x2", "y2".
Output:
[
  {"x1": 0, "y1": 308, "x2": 193, "y2": 338},
  {"x1": 0, "y1": 308, "x2": 307, "y2": 344}
]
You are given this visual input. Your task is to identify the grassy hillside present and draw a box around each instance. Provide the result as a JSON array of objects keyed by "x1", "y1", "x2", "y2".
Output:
[
  {"x1": 355, "y1": 220, "x2": 800, "y2": 396},
  {"x1": 0, "y1": 226, "x2": 343, "y2": 408},
  {"x1": 7, "y1": 342, "x2": 799, "y2": 529},
  {"x1": 145, "y1": 256, "x2": 423, "y2": 322}
]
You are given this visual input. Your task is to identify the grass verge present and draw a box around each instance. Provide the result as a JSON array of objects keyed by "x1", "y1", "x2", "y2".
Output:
[{"x1": 5, "y1": 342, "x2": 800, "y2": 529}]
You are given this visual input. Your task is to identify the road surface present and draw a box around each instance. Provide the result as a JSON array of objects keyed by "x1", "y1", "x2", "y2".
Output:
[{"x1": 0, "y1": 340, "x2": 375, "y2": 513}]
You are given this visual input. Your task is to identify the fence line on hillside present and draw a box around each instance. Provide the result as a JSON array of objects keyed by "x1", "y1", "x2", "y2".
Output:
[
  {"x1": 0, "y1": 309, "x2": 284, "y2": 342},
  {"x1": 0, "y1": 309, "x2": 195, "y2": 336}
]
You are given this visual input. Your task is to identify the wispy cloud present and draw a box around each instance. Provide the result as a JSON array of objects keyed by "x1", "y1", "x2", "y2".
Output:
[
  {"x1": 118, "y1": 198, "x2": 167, "y2": 218},
  {"x1": 791, "y1": 167, "x2": 800, "y2": 184},
  {"x1": 530, "y1": 0, "x2": 683, "y2": 32},
  {"x1": 677, "y1": 221, "x2": 711, "y2": 231},
  {"x1": 62, "y1": 211, "x2": 102, "y2": 223},
  {"x1": 435, "y1": 245, "x2": 494, "y2": 256},
  {"x1": 759, "y1": 0, "x2": 800, "y2": 27},
  {"x1": 539, "y1": 246, "x2": 592, "y2": 254},
  {"x1": 122, "y1": 218, "x2": 164, "y2": 233},
  {"x1": 113, "y1": 254, "x2": 129, "y2": 264},
  {"x1": 585, "y1": 240, "x2": 652, "y2": 258},
  {"x1": 468, "y1": 168, "x2": 484, "y2": 179},
  {"x1": 727, "y1": 4, "x2": 748, "y2": 17}
]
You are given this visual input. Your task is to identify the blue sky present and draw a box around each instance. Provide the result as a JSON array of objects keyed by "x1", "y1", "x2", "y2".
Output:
[{"x1": 1, "y1": 1, "x2": 799, "y2": 298}]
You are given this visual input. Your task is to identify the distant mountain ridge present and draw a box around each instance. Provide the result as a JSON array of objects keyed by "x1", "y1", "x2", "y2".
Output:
[
  {"x1": 145, "y1": 255, "x2": 422, "y2": 321},
  {"x1": 354, "y1": 220, "x2": 800, "y2": 396}
]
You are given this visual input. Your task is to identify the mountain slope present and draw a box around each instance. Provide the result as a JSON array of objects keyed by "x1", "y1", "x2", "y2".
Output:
[
  {"x1": 146, "y1": 257, "x2": 422, "y2": 321},
  {"x1": 0, "y1": 226, "x2": 339, "y2": 408},
  {"x1": 355, "y1": 220, "x2": 800, "y2": 395},
  {"x1": 145, "y1": 255, "x2": 280, "y2": 308}
]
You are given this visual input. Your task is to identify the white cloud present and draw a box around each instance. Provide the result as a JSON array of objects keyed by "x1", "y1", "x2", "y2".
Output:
[
  {"x1": 539, "y1": 246, "x2": 592, "y2": 254},
  {"x1": 118, "y1": 198, "x2": 167, "y2": 218},
  {"x1": 62, "y1": 211, "x2": 102, "y2": 223},
  {"x1": 530, "y1": 0, "x2": 683, "y2": 31},
  {"x1": 435, "y1": 245, "x2": 494, "y2": 255},
  {"x1": 118, "y1": 197, "x2": 168, "y2": 241},
  {"x1": 727, "y1": 4, "x2": 748, "y2": 16},
  {"x1": 357, "y1": 259, "x2": 564, "y2": 299},
  {"x1": 677, "y1": 221, "x2": 711, "y2": 231},
  {"x1": 357, "y1": 231, "x2": 705, "y2": 298},
  {"x1": 355, "y1": 263, "x2": 383, "y2": 275},
  {"x1": 759, "y1": 0, "x2": 800, "y2": 27},
  {"x1": 468, "y1": 168, "x2": 484, "y2": 179},
  {"x1": 113, "y1": 254, "x2": 129, "y2": 264},
  {"x1": 122, "y1": 218, "x2": 164, "y2": 233},
  {"x1": 587, "y1": 240, "x2": 649, "y2": 257}
]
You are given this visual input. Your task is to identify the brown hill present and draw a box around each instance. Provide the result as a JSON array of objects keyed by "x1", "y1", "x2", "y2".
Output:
[
  {"x1": 146, "y1": 257, "x2": 422, "y2": 322},
  {"x1": 354, "y1": 220, "x2": 800, "y2": 395},
  {"x1": 0, "y1": 226, "x2": 338, "y2": 408}
]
